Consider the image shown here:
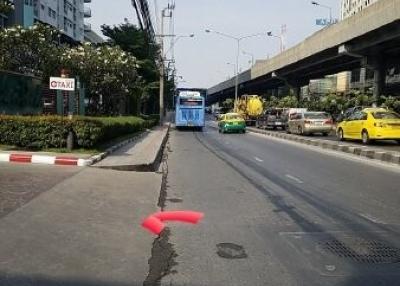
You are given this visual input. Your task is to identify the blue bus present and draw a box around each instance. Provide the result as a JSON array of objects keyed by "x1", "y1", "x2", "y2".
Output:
[{"x1": 175, "y1": 91, "x2": 205, "y2": 131}]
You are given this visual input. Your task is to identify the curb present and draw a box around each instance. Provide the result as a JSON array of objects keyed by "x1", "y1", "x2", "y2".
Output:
[
  {"x1": 86, "y1": 130, "x2": 151, "y2": 167},
  {"x1": 247, "y1": 127, "x2": 400, "y2": 166},
  {"x1": 130, "y1": 123, "x2": 170, "y2": 172},
  {"x1": 0, "y1": 153, "x2": 90, "y2": 166},
  {"x1": 95, "y1": 123, "x2": 171, "y2": 172},
  {"x1": 206, "y1": 123, "x2": 400, "y2": 166},
  {"x1": 0, "y1": 130, "x2": 151, "y2": 167}
]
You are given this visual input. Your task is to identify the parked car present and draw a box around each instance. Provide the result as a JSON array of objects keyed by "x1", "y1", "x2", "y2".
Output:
[
  {"x1": 336, "y1": 108, "x2": 400, "y2": 144},
  {"x1": 336, "y1": 106, "x2": 366, "y2": 122},
  {"x1": 256, "y1": 108, "x2": 286, "y2": 130},
  {"x1": 218, "y1": 113, "x2": 246, "y2": 134},
  {"x1": 287, "y1": 111, "x2": 334, "y2": 135},
  {"x1": 282, "y1": 108, "x2": 308, "y2": 130}
]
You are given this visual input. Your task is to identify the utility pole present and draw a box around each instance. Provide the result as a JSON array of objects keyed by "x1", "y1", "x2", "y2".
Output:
[
  {"x1": 158, "y1": 3, "x2": 175, "y2": 125},
  {"x1": 159, "y1": 7, "x2": 166, "y2": 125}
]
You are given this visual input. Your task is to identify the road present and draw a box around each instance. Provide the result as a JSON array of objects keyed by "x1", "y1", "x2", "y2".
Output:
[
  {"x1": 249, "y1": 127, "x2": 400, "y2": 153},
  {"x1": 161, "y1": 123, "x2": 400, "y2": 286}
]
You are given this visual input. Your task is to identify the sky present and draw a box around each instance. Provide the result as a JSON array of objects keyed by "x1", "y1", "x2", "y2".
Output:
[{"x1": 89, "y1": 0, "x2": 340, "y2": 89}]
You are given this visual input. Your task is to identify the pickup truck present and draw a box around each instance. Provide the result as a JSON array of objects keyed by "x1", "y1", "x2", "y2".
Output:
[{"x1": 256, "y1": 108, "x2": 286, "y2": 130}]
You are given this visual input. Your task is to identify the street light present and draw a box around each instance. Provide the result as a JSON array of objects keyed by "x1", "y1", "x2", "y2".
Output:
[
  {"x1": 267, "y1": 31, "x2": 284, "y2": 53},
  {"x1": 226, "y1": 62, "x2": 237, "y2": 76},
  {"x1": 242, "y1": 50, "x2": 254, "y2": 66},
  {"x1": 205, "y1": 29, "x2": 265, "y2": 111},
  {"x1": 164, "y1": 33, "x2": 195, "y2": 57},
  {"x1": 311, "y1": 1, "x2": 333, "y2": 25}
]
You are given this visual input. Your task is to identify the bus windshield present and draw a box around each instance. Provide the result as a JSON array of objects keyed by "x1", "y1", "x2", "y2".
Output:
[{"x1": 179, "y1": 98, "x2": 203, "y2": 107}]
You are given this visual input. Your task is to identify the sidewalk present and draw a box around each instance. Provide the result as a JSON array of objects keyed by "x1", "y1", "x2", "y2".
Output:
[
  {"x1": 0, "y1": 163, "x2": 161, "y2": 286},
  {"x1": 0, "y1": 124, "x2": 171, "y2": 285},
  {"x1": 94, "y1": 124, "x2": 169, "y2": 171}
]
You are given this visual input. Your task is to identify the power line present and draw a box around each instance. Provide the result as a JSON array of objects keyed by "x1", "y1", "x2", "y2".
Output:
[{"x1": 131, "y1": 0, "x2": 156, "y2": 40}]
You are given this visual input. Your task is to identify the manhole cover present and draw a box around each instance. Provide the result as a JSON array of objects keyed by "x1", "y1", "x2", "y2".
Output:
[
  {"x1": 318, "y1": 237, "x2": 400, "y2": 264},
  {"x1": 216, "y1": 243, "x2": 247, "y2": 259}
]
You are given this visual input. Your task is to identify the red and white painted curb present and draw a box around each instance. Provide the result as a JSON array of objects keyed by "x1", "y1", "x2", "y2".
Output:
[
  {"x1": 0, "y1": 153, "x2": 92, "y2": 166},
  {"x1": 0, "y1": 126, "x2": 170, "y2": 167}
]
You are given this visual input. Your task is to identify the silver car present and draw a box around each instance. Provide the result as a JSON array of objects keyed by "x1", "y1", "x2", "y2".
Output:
[{"x1": 288, "y1": 112, "x2": 333, "y2": 135}]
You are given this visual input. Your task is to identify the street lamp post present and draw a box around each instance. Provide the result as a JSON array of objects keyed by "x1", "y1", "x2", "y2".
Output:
[
  {"x1": 242, "y1": 50, "x2": 254, "y2": 66},
  {"x1": 205, "y1": 29, "x2": 265, "y2": 111},
  {"x1": 311, "y1": 1, "x2": 333, "y2": 25},
  {"x1": 267, "y1": 31, "x2": 284, "y2": 53},
  {"x1": 226, "y1": 62, "x2": 237, "y2": 77},
  {"x1": 164, "y1": 33, "x2": 195, "y2": 59}
]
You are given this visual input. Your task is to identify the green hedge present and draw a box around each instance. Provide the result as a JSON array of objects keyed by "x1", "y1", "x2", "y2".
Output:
[{"x1": 0, "y1": 115, "x2": 156, "y2": 149}]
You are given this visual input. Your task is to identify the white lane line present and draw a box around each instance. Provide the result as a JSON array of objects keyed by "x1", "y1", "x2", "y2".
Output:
[
  {"x1": 254, "y1": 157, "x2": 264, "y2": 162},
  {"x1": 285, "y1": 174, "x2": 304, "y2": 184},
  {"x1": 359, "y1": 213, "x2": 387, "y2": 225}
]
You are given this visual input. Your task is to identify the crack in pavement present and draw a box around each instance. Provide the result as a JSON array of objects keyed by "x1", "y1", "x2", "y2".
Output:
[
  {"x1": 143, "y1": 228, "x2": 178, "y2": 286},
  {"x1": 143, "y1": 139, "x2": 178, "y2": 286}
]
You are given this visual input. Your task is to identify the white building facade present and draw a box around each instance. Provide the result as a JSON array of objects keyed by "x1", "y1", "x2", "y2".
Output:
[
  {"x1": 32, "y1": 0, "x2": 91, "y2": 42},
  {"x1": 341, "y1": 0, "x2": 379, "y2": 19}
]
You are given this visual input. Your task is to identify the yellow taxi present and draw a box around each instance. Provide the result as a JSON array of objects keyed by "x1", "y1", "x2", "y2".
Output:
[
  {"x1": 218, "y1": 113, "x2": 246, "y2": 134},
  {"x1": 336, "y1": 108, "x2": 400, "y2": 144}
]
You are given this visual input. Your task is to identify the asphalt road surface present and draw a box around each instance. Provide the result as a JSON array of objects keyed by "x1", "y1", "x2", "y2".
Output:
[
  {"x1": 161, "y1": 123, "x2": 400, "y2": 286},
  {"x1": 251, "y1": 126, "x2": 400, "y2": 153}
]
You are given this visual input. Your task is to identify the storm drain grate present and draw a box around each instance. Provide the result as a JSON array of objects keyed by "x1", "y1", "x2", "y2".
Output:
[{"x1": 318, "y1": 237, "x2": 400, "y2": 264}]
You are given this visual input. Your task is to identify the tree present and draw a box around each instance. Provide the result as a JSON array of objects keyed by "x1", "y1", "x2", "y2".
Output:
[
  {"x1": 0, "y1": 24, "x2": 63, "y2": 81},
  {"x1": 101, "y1": 22, "x2": 163, "y2": 114},
  {"x1": 0, "y1": 0, "x2": 14, "y2": 15},
  {"x1": 222, "y1": 98, "x2": 234, "y2": 110},
  {"x1": 0, "y1": 23, "x2": 141, "y2": 116},
  {"x1": 61, "y1": 44, "x2": 139, "y2": 115}
]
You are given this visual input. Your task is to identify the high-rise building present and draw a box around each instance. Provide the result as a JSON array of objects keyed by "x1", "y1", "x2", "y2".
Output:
[
  {"x1": 341, "y1": 0, "x2": 379, "y2": 19},
  {"x1": 7, "y1": 0, "x2": 92, "y2": 42},
  {"x1": 33, "y1": 0, "x2": 92, "y2": 42}
]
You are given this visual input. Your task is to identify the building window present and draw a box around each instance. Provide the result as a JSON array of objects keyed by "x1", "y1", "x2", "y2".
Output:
[{"x1": 48, "y1": 7, "x2": 52, "y2": 17}]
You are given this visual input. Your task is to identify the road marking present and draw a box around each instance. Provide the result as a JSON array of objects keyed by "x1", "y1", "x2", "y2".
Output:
[
  {"x1": 285, "y1": 174, "x2": 304, "y2": 184},
  {"x1": 254, "y1": 157, "x2": 264, "y2": 162},
  {"x1": 359, "y1": 213, "x2": 387, "y2": 225},
  {"x1": 249, "y1": 132, "x2": 400, "y2": 174}
]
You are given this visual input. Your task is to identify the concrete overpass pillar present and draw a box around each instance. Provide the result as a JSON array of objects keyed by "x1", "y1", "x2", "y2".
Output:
[
  {"x1": 292, "y1": 86, "x2": 301, "y2": 101},
  {"x1": 287, "y1": 79, "x2": 302, "y2": 101},
  {"x1": 366, "y1": 56, "x2": 386, "y2": 103},
  {"x1": 373, "y1": 64, "x2": 385, "y2": 102}
]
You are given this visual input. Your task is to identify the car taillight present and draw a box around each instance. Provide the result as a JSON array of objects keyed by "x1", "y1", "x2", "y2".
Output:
[{"x1": 325, "y1": 119, "x2": 333, "y2": 125}]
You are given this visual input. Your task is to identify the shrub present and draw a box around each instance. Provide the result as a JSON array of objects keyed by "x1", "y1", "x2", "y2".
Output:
[{"x1": 0, "y1": 115, "x2": 156, "y2": 149}]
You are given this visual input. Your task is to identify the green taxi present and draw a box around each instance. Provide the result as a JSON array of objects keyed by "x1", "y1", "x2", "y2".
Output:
[{"x1": 218, "y1": 113, "x2": 246, "y2": 134}]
